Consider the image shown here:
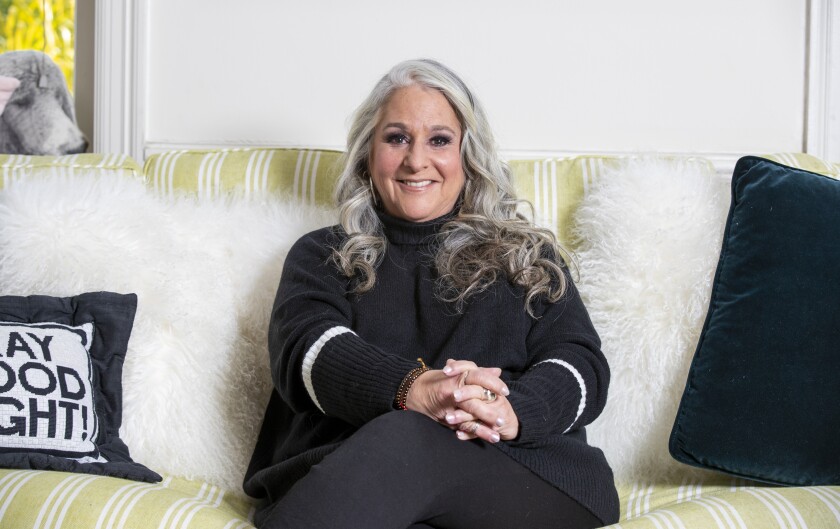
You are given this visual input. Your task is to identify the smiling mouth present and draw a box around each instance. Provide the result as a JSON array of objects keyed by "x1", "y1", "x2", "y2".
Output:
[{"x1": 398, "y1": 179, "x2": 433, "y2": 188}]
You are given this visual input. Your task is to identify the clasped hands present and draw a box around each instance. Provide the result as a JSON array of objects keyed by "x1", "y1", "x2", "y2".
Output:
[{"x1": 405, "y1": 359, "x2": 519, "y2": 444}]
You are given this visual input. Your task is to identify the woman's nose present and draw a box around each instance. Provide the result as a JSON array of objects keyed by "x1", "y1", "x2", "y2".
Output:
[{"x1": 403, "y1": 143, "x2": 429, "y2": 172}]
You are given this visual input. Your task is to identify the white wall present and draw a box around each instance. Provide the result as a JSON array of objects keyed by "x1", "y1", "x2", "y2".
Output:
[{"x1": 116, "y1": 1, "x2": 816, "y2": 161}]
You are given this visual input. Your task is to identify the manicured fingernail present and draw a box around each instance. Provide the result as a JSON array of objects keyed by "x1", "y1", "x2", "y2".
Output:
[
  {"x1": 495, "y1": 417, "x2": 505, "y2": 427},
  {"x1": 501, "y1": 386, "x2": 510, "y2": 396},
  {"x1": 443, "y1": 366, "x2": 452, "y2": 374},
  {"x1": 446, "y1": 414, "x2": 456, "y2": 424},
  {"x1": 453, "y1": 390, "x2": 462, "y2": 401},
  {"x1": 456, "y1": 431, "x2": 467, "y2": 440},
  {"x1": 490, "y1": 433, "x2": 500, "y2": 443}
]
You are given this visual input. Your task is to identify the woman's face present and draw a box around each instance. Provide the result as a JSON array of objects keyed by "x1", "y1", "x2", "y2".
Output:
[{"x1": 369, "y1": 85, "x2": 466, "y2": 223}]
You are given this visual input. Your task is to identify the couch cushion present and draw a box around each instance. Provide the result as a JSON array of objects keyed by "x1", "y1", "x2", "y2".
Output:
[
  {"x1": 762, "y1": 152, "x2": 840, "y2": 177},
  {"x1": 0, "y1": 469, "x2": 255, "y2": 529},
  {"x1": 608, "y1": 477, "x2": 840, "y2": 528},
  {"x1": 142, "y1": 148, "x2": 343, "y2": 204},
  {"x1": 670, "y1": 156, "x2": 840, "y2": 486},
  {"x1": 0, "y1": 154, "x2": 143, "y2": 188},
  {"x1": 2, "y1": 469, "x2": 836, "y2": 529},
  {"x1": 0, "y1": 293, "x2": 159, "y2": 483}
]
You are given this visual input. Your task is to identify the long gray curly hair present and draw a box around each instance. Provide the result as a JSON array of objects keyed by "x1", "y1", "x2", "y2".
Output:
[{"x1": 333, "y1": 59, "x2": 569, "y2": 316}]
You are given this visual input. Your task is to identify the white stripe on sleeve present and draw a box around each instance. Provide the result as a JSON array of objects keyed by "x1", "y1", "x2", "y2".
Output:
[
  {"x1": 535, "y1": 359, "x2": 587, "y2": 433},
  {"x1": 302, "y1": 326, "x2": 355, "y2": 413}
]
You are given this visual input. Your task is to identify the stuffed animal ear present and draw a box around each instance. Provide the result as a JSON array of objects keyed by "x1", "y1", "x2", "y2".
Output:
[{"x1": 0, "y1": 75, "x2": 21, "y2": 117}]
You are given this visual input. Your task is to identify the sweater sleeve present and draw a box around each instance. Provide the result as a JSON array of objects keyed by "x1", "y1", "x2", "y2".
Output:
[
  {"x1": 268, "y1": 229, "x2": 419, "y2": 426},
  {"x1": 504, "y1": 275, "x2": 610, "y2": 447}
]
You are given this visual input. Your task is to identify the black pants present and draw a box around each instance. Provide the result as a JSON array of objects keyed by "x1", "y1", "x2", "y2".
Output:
[{"x1": 258, "y1": 411, "x2": 601, "y2": 529}]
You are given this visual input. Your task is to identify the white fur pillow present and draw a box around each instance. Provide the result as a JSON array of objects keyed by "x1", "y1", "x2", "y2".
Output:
[
  {"x1": 574, "y1": 158, "x2": 731, "y2": 484},
  {"x1": 0, "y1": 172, "x2": 337, "y2": 493}
]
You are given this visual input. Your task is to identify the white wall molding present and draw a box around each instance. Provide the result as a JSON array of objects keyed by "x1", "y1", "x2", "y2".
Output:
[
  {"x1": 806, "y1": 0, "x2": 840, "y2": 160},
  {"x1": 94, "y1": 0, "x2": 147, "y2": 160}
]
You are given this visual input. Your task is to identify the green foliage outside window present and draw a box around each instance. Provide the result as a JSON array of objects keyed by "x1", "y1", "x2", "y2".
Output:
[{"x1": 0, "y1": 0, "x2": 75, "y2": 93}]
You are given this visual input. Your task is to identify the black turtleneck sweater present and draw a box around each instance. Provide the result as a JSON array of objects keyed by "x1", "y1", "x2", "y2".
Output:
[{"x1": 244, "y1": 211, "x2": 619, "y2": 525}]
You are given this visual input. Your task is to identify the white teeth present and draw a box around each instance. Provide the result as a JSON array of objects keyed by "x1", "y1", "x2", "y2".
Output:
[{"x1": 401, "y1": 180, "x2": 432, "y2": 188}]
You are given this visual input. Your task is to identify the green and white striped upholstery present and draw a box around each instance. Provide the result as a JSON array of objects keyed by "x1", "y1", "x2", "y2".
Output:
[
  {"x1": 140, "y1": 149, "x2": 839, "y2": 252},
  {"x1": 0, "y1": 469, "x2": 255, "y2": 529},
  {"x1": 611, "y1": 478, "x2": 840, "y2": 529},
  {"x1": 0, "y1": 154, "x2": 143, "y2": 189},
  {"x1": 508, "y1": 157, "x2": 615, "y2": 251},
  {"x1": 2, "y1": 469, "x2": 837, "y2": 529},
  {"x1": 142, "y1": 150, "x2": 635, "y2": 249},
  {"x1": 762, "y1": 152, "x2": 840, "y2": 177},
  {"x1": 141, "y1": 149, "x2": 705, "y2": 250},
  {"x1": 142, "y1": 149, "x2": 343, "y2": 204}
]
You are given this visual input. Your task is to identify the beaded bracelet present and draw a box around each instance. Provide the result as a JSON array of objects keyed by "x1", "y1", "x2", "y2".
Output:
[{"x1": 394, "y1": 358, "x2": 429, "y2": 410}]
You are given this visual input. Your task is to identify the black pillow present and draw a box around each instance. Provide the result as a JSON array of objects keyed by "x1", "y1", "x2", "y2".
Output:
[
  {"x1": 669, "y1": 156, "x2": 840, "y2": 486},
  {"x1": 0, "y1": 292, "x2": 160, "y2": 482}
]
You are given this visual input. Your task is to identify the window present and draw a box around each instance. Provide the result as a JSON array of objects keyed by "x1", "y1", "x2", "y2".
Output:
[{"x1": 0, "y1": 0, "x2": 76, "y2": 93}]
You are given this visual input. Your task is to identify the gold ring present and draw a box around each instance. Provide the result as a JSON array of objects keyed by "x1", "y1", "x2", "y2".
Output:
[
  {"x1": 470, "y1": 422, "x2": 479, "y2": 434},
  {"x1": 483, "y1": 388, "x2": 497, "y2": 402}
]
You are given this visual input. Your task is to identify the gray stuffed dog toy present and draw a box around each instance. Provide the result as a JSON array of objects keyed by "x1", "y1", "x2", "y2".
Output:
[{"x1": 0, "y1": 50, "x2": 88, "y2": 155}]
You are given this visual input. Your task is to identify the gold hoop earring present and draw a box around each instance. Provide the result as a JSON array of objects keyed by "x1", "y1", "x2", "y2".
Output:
[{"x1": 366, "y1": 174, "x2": 378, "y2": 206}]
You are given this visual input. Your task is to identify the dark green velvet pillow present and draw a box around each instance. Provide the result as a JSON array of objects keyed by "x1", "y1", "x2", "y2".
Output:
[{"x1": 669, "y1": 156, "x2": 840, "y2": 486}]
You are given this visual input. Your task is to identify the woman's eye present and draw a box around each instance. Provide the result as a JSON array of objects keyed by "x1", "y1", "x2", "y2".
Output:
[
  {"x1": 430, "y1": 136, "x2": 452, "y2": 147},
  {"x1": 386, "y1": 133, "x2": 409, "y2": 144}
]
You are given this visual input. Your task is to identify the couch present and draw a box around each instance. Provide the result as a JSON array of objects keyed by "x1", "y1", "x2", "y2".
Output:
[{"x1": 0, "y1": 149, "x2": 838, "y2": 528}]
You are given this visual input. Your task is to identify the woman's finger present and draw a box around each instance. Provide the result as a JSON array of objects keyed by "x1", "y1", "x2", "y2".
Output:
[
  {"x1": 455, "y1": 397, "x2": 519, "y2": 440},
  {"x1": 452, "y1": 384, "x2": 499, "y2": 404},
  {"x1": 448, "y1": 397, "x2": 519, "y2": 442},
  {"x1": 441, "y1": 360, "x2": 508, "y2": 398},
  {"x1": 455, "y1": 420, "x2": 500, "y2": 443},
  {"x1": 447, "y1": 400, "x2": 506, "y2": 434},
  {"x1": 442, "y1": 359, "x2": 478, "y2": 376},
  {"x1": 443, "y1": 360, "x2": 502, "y2": 378},
  {"x1": 458, "y1": 369, "x2": 509, "y2": 397},
  {"x1": 444, "y1": 408, "x2": 475, "y2": 427},
  {"x1": 455, "y1": 398, "x2": 504, "y2": 428}
]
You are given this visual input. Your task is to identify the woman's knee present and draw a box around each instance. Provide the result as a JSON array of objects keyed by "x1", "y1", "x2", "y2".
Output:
[
  {"x1": 359, "y1": 410, "x2": 444, "y2": 439},
  {"x1": 345, "y1": 411, "x2": 454, "y2": 464}
]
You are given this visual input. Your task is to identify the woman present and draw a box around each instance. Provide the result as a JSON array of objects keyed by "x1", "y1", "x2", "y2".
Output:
[{"x1": 244, "y1": 59, "x2": 619, "y2": 528}]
